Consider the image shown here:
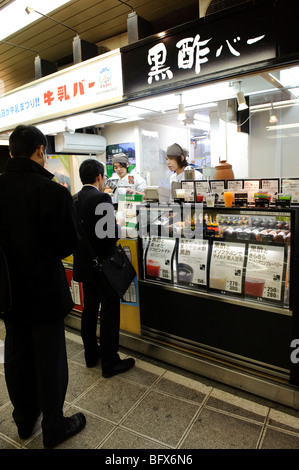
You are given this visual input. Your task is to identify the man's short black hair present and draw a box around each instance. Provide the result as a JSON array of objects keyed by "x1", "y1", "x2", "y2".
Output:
[
  {"x1": 79, "y1": 159, "x2": 104, "y2": 185},
  {"x1": 9, "y1": 125, "x2": 47, "y2": 159}
]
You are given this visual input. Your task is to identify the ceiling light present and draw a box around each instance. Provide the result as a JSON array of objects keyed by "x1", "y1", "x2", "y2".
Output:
[
  {"x1": 177, "y1": 94, "x2": 186, "y2": 121},
  {"x1": 269, "y1": 103, "x2": 278, "y2": 124},
  {"x1": 0, "y1": 0, "x2": 71, "y2": 41},
  {"x1": 236, "y1": 81, "x2": 248, "y2": 111},
  {"x1": 25, "y1": 6, "x2": 79, "y2": 36}
]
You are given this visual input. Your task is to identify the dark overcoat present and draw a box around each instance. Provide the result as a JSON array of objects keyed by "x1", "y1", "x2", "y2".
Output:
[{"x1": 0, "y1": 158, "x2": 79, "y2": 324}]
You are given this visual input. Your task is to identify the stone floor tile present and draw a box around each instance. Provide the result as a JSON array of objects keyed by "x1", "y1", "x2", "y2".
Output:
[
  {"x1": 66, "y1": 361, "x2": 101, "y2": 403},
  {"x1": 180, "y1": 408, "x2": 262, "y2": 449},
  {"x1": 122, "y1": 390, "x2": 199, "y2": 447},
  {"x1": 207, "y1": 388, "x2": 268, "y2": 422},
  {"x1": 261, "y1": 428, "x2": 299, "y2": 449},
  {"x1": 99, "y1": 427, "x2": 169, "y2": 449},
  {"x1": 74, "y1": 377, "x2": 147, "y2": 423}
]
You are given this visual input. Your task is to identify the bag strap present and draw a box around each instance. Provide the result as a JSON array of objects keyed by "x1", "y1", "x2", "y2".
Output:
[{"x1": 73, "y1": 193, "x2": 100, "y2": 269}]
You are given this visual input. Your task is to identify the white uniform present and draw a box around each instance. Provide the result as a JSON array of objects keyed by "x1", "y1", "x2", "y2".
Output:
[
  {"x1": 109, "y1": 172, "x2": 146, "y2": 203},
  {"x1": 170, "y1": 169, "x2": 203, "y2": 184}
]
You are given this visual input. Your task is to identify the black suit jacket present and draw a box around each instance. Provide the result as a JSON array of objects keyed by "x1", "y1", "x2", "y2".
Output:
[
  {"x1": 0, "y1": 158, "x2": 79, "y2": 324},
  {"x1": 73, "y1": 185, "x2": 119, "y2": 283}
]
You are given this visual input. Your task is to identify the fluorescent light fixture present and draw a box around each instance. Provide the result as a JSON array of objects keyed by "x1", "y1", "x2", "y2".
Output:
[
  {"x1": 0, "y1": 139, "x2": 9, "y2": 146},
  {"x1": 266, "y1": 123, "x2": 299, "y2": 131},
  {"x1": 0, "y1": 0, "x2": 71, "y2": 41}
]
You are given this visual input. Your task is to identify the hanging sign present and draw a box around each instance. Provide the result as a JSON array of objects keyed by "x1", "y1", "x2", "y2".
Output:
[
  {"x1": 122, "y1": 3, "x2": 276, "y2": 97},
  {"x1": 0, "y1": 50, "x2": 123, "y2": 132}
]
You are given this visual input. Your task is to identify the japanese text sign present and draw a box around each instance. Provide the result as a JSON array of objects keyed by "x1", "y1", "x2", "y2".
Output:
[
  {"x1": 122, "y1": 4, "x2": 276, "y2": 97},
  {"x1": 0, "y1": 50, "x2": 123, "y2": 132}
]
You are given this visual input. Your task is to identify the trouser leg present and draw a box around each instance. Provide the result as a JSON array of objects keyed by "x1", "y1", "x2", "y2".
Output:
[
  {"x1": 4, "y1": 321, "x2": 40, "y2": 430},
  {"x1": 97, "y1": 283, "x2": 120, "y2": 370},
  {"x1": 81, "y1": 281, "x2": 101, "y2": 363},
  {"x1": 4, "y1": 318, "x2": 68, "y2": 438},
  {"x1": 32, "y1": 319, "x2": 68, "y2": 438}
]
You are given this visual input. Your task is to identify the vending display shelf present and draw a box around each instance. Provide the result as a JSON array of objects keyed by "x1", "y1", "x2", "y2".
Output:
[{"x1": 137, "y1": 204, "x2": 299, "y2": 386}]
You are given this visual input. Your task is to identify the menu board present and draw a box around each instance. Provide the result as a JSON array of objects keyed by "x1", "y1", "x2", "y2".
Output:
[
  {"x1": 210, "y1": 180, "x2": 225, "y2": 203},
  {"x1": 261, "y1": 178, "x2": 279, "y2": 202},
  {"x1": 245, "y1": 244, "x2": 285, "y2": 303},
  {"x1": 177, "y1": 239, "x2": 209, "y2": 288},
  {"x1": 243, "y1": 179, "x2": 260, "y2": 203},
  {"x1": 281, "y1": 178, "x2": 299, "y2": 203},
  {"x1": 209, "y1": 241, "x2": 246, "y2": 295},
  {"x1": 227, "y1": 179, "x2": 243, "y2": 191},
  {"x1": 145, "y1": 237, "x2": 176, "y2": 282},
  {"x1": 181, "y1": 181, "x2": 195, "y2": 202},
  {"x1": 195, "y1": 180, "x2": 211, "y2": 199}
]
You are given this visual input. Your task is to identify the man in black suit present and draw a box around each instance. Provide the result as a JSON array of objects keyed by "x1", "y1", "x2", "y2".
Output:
[
  {"x1": 0, "y1": 125, "x2": 86, "y2": 448},
  {"x1": 73, "y1": 159, "x2": 135, "y2": 377}
]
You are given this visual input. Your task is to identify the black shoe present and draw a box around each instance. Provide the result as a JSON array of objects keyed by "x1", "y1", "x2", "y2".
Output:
[
  {"x1": 102, "y1": 358, "x2": 135, "y2": 378},
  {"x1": 18, "y1": 412, "x2": 41, "y2": 440},
  {"x1": 43, "y1": 413, "x2": 86, "y2": 449},
  {"x1": 86, "y1": 348, "x2": 101, "y2": 368}
]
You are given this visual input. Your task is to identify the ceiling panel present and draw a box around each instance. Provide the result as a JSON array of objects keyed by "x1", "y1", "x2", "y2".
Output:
[{"x1": 0, "y1": 0, "x2": 199, "y2": 93}]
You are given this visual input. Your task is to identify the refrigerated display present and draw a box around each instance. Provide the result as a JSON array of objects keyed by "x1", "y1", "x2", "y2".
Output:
[{"x1": 137, "y1": 203, "x2": 299, "y2": 386}]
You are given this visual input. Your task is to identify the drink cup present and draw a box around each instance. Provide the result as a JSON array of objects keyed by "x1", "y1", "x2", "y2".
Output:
[
  {"x1": 206, "y1": 194, "x2": 215, "y2": 207},
  {"x1": 245, "y1": 277, "x2": 265, "y2": 297},
  {"x1": 175, "y1": 188, "x2": 185, "y2": 199},
  {"x1": 224, "y1": 190, "x2": 234, "y2": 208},
  {"x1": 146, "y1": 259, "x2": 161, "y2": 277}
]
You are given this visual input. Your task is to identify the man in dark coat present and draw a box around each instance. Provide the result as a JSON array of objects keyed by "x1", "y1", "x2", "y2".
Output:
[
  {"x1": 0, "y1": 125, "x2": 86, "y2": 448},
  {"x1": 73, "y1": 158, "x2": 135, "y2": 377}
]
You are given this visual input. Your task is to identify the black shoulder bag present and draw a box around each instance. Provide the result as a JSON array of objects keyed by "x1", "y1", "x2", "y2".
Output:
[{"x1": 73, "y1": 193, "x2": 136, "y2": 299}]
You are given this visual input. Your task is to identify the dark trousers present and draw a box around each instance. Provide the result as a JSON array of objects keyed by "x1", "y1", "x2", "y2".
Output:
[
  {"x1": 4, "y1": 318, "x2": 68, "y2": 439},
  {"x1": 82, "y1": 279, "x2": 120, "y2": 369}
]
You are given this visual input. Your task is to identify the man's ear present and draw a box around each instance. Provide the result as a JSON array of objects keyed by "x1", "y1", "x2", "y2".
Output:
[{"x1": 9, "y1": 151, "x2": 13, "y2": 159}]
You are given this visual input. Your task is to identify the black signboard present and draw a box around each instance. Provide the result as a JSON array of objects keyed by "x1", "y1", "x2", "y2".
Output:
[{"x1": 122, "y1": 2, "x2": 276, "y2": 98}]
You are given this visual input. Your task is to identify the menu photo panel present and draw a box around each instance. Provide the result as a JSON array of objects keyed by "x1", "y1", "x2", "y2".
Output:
[
  {"x1": 176, "y1": 238, "x2": 209, "y2": 288},
  {"x1": 245, "y1": 243, "x2": 286, "y2": 305},
  {"x1": 145, "y1": 237, "x2": 176, "y2": 283},
  {"x1": 209, "y1": 240, "x2": 246, "y2": 296}
]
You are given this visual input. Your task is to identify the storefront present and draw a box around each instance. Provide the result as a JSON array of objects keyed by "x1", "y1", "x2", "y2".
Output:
[
  {"x1": 116, "y1": 0, "x2": 299, "y2": 408},
  {"x1": 1, "y1": 0, "x2": 299, "y2": 408}
]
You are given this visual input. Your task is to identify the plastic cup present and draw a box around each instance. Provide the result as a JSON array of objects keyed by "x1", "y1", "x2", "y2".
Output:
[
  {"x1": 206, "y1": 194, "x2": 215, "y2": 207},
  {"x1": 196, "y1": 193, "x2": 204, "y2": 202},
  {"x1": 224, "y1": 191, "x2": 234, "y2": 208},
  {"x1": 175, "y1": 188, "x2": 186, "y2": 199}
]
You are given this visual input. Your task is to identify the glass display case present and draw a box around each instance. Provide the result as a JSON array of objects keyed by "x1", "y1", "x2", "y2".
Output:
[{"x1": 137, "y1": 203, "x2": 299, "y2": 385}]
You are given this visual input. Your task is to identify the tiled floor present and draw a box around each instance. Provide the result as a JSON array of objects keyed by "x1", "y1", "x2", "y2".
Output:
[{"x1": 1, "y1": 319, "x2": 299, "y2": 450}]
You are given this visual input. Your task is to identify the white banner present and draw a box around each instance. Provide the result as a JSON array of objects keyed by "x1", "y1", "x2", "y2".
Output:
[{"x1": 0, "y1": 50, "x2": 123, "y2": 132}]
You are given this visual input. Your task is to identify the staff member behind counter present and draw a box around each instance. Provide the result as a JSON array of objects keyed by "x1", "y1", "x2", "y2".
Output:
[
  {"x1": 106, "y1": 153, "x2": 146, "y2": 203},
  {"x1": 166, "y1": 143, "x2": 203, "y2": 183}
]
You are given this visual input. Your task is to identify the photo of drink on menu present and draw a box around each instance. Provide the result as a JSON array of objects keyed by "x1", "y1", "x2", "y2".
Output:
[
  {"x1": 245, "y1": 244, "x2": 286, "y2": 304},
  {"x1": 145, "y1": 237, "x2": 176, "y2": 282},
  {"x1": 176, "y1": 239, "x2": 209, "y2": 288},
  {"x1": 209, "y1": 241, "x2": 246, "y2": 295}
]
